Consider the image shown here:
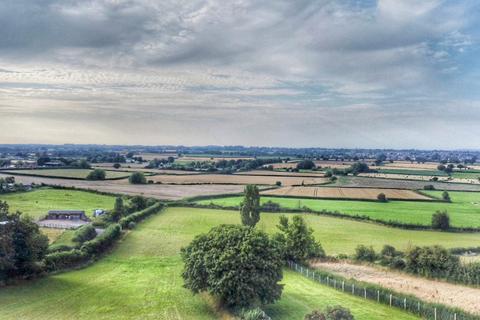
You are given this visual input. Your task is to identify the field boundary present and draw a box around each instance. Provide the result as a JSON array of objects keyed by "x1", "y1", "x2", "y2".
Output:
[
  {"x1": 257, "y1": 192, "x2": 442, "y2": 203},
  {"x1": 288, "y1": 261, "x2": 480, "y2": 320},
  {"x1": 0, "y1": 169, "x2": 130, "y2": 181}
]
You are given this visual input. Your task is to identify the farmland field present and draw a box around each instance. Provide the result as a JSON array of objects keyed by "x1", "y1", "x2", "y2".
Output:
[
  {"x1": 198, "y1": 190, "x2": 480, "y2": 228},
  {"x1": 3, "y1": 169, "x2": 130, "y2": 180},
  {"x1": 148, "y1": 173, "x2": 329, "y2": 186},
  {"x1": 0, "y1": 207, "x2": 420, "y2": 320},
  {"x1": 235, "y1": 170, "x2": 325, "y2": 177},
  {"x1": 261, "y1": 186, "x2": 433, "y2": 200},
  {"x1": 0, "y1": 188, "x2": 115, "y2": 220}
]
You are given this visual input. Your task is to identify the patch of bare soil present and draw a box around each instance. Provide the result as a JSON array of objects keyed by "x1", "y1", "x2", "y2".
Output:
[{"x1": 311, "y1": 261, "x2": 480, "y2": 315}]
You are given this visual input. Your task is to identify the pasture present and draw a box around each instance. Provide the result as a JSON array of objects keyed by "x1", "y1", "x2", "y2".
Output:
[
  {"x1": 198, "y1": 190, "x2": 480, "y2": 228},
  {"x1": 261, "y1": 186, "x2": 433, "y2": 201},
  {"x1": 0, "y1": 188, "x2": 115, "y2": 220},
  {"x1": 4, "y1": 169, "x2": 129, "y2": 180},
  {"x1": 148, "y1": 173, "x2": 329, "y2": 186},
  {"x1": 0, "y1": 207, "x2": 420, "y2": 320}
]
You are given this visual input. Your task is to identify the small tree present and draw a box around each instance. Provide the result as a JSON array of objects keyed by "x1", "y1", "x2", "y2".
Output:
[
  {"x1": 432, "y1": 210, "x2": 450, "y2": 230},
  {"x1": 304, "y1": 310, "x2": 326, "y2": 320},
  {"x1": 181, "y1": 224, "x2": 283, "y2": 308},
  {"x1": 377, "y1": 193, "x2": 387, "y2": 202},
  {"x1": 273, "y1": 215, "x2": 325, "y2": 263},
  {"x1": 297, "y1": 160, "x2": 316, "y2": 170},
  {"x1": 325, "y1": 306, "x2": 355, "y2": 320},
  {"x1": 240, "y1": 185, "x2": 260, "y2": 227},
  {"x1": 113, "y1": 163, "x2": 121, "y2": 169},
  {"x1": 86, "y1": 169, "x2": 106, "y2": 181},
  {"x1": 275, "y1": 181, "x2": 282, "y2": 186},
  {"x1": 442, "y1": 191, "x2": 451, "y2": 202},
  {"x1": 129, "y1": 172, "x2": 146, "y2": 184},
  {"x1": 111, "y1": 197, "x2": 125, "y2": 221},
  {"x1": 354, "y1": 245, "x2": 376, "y2": 262}
]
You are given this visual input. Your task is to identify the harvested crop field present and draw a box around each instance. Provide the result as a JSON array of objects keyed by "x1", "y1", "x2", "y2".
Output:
[
  {"x1": 235, "y1": 170, "x2": 325, "y2": 177},
  {"x1": 311, "y1": 261, "x2": 480, "y2": 315},
  {"x1": 261, "y1": 186, "x2": 433, "y2": 201},
  {"x1": 2, "y1": 169, "x2": 129, "y2": 180},
  {"x1": 359, "y1": 173, "x2": 480, "y2": 185},
  {"x1": 148, "y1": 173, "x2": 328, "y2": 186},
  {"x1": 0, "y1": 173, "x2": 245, "y2": 200}
]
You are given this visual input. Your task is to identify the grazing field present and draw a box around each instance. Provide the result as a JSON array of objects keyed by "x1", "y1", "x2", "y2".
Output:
[
  {"x1": 0, "y1": 188, "x2": 115, "y2": 220},
  {"x1": 39, "y1": 228, "x2": 65, "y2": 243},
  {"x1": 3, "y1": 169, "x2": 129, "y2": 180},
  {"x1": 261, "y1": 186, "x2": 433, "y2": 201},
  {"x1": 0, "y1": 207, "x2": 421, "y2": 320},
  {"x1": 198, "y1": 190, "x2": 480, "y2": 228},
  {"x1": 376, "y1": 168, "x2": 447, "y2": 176},
  {"x1": 311, "y1": 261, "x2": 480, "y2": 315},
  {"x1": 148, "y1": 173, "x2": 329, "y2": 186}
]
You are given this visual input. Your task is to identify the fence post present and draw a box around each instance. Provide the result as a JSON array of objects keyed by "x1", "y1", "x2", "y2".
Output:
[
  {"x1": 454, "y1": 313, "x2": 457, "y2": 320},
  {"x1": 417, "y1": 302, "x2": 420, "y2": 313},
  {"x1": 377, "y1": 290, "x2": 379, "y2": 302},
  {"x1": 306, "y1": 269, "x2": 309, "y2": 277},
  {"x1": 312, "y1": 271, "x2": 315, "y2": 280},
  {"x1": 403, "y1": 298, "x2": 406, "y2": 309},
  {"x1": 352, "y1": 284, "x2": 355, "y2": 294},
  {"x1": 389, "y1": 294, "x2": 392, "y2": 306},
  {"x1": 434, "y1": 307, "x2": 437, "y2": 320},
  {"x1": 327, "y1": 276, "x2": 329, "y2": 285},
  {"x1": 334, "y1": 279, "x2": 336, "y2": 289},
  {"x1": 342, "y1": 281, "x2": 345, "y2": 292},
  {"x1": 364, "y1": 288, "x2": 367, "y2": 299}
]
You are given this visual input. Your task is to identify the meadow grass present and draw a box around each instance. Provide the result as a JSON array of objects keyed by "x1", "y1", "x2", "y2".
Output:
[
  {"x1": 5, "y1": 169, "x2": 129, "y2": 179},
  {"x1": 197, "y1": 190, "x2": 480, "y2": 228},
  {"x1": 0, "y1": 188, "x2": 115, "y2": 220},
  {"x1": 0, "y1": 207, "x2": 424, "y2": 319}
]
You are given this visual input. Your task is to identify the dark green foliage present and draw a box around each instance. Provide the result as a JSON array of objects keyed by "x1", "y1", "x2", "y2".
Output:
[
  {"x1": 76, "y1": 159, "x2": 91, "y2": 169},
  {"x1": 275, "y1": 181, "x2": 282, "y2": 186},
  {"x1": 240, "y1": 185, "x2": 260, "y2": 227},
  {"x1": 239, "y1": 308, "x2": 270, "y2": 320},
  {"x1": 45, "y1": 249, "x2": 88, "y2": 271},
  {"x1": 324, "y1": 306, "x2": 355, "y2": 320},
  {"x1": 72, "y1": 225, "x2": 97, "y2": 244},
  {"x1": 80, "y1": 224, "x2": 121, "y2": 256},
  {"x1": 423, "y1": 184, "x2": 435, "y2": 190},
  {"x1": 273, "y1": 215, "x2": 325, "y2": 263},
  {"x1": 181, "y1": 224, "x2": 283, "y2": 308},
  {"x1": 119, "y1": 202, "x2": 164, "y2": 229},
  {"x1": 111, "y1": 197, "x2": 125, "y2": 221},
  {"x1": 379, "y1": 245, "x2": 404, "y2": 269},
  {"x1": 377, "y1": 193, "x2": 387, "y2": 202},
  {"x1": 442, "y1": 191, "x2": 451, "y2": 202},
  {"x1": 260, "y1": 200, "x2": 281, "y2": 212},
  {"x1": 86, "y1": 169, "x2": 106, "y2": 180},
  {"x1": 129, "y1": 172, "x2": 147, "y2": 184},
  {"x1": 113, "y1": 163, "x2": 121, "y2": 169},
  {"x1": 297, "y1": 160, "x2": 316, "y2": 170},
  {"x1": 354, "y1": 245, "x2": 376, "y2": 262},
  {"x1": 128, "y1": 195, "x2": 148, "y2": 213},
  {"x1": 305, "y1": 306, "x2": 354, "y2": 320},
  {"x1": 405, "y1": 245, "x2": 459, "y2": 278},
  {"x1": 432, "y1": 210, "x2": 450, "y2": 230},
  {"x1": 348, "y1": 162, "x2": 369, "y2": 175}
]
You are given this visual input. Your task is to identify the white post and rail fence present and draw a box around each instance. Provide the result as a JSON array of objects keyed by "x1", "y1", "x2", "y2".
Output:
[{"x1": 288, "y1": 261, "x2": 477, "y2": 320}]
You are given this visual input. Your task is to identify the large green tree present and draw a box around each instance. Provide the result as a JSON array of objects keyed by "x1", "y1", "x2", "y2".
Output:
[
  {"x1": 129, "y1": 172, "x2": 146, "y2": 184},
  {"x1": 110, "y1": 197, "x2": 125, "y2": 221},
  {"x1": 273, "y1": 215, "x2": 325, "y2": 263},
  {"x1": 181, "y1": 224, "x2": 283, "y2": 308},
  {"x1": 240, "y1": 184, "x2": 260, "y2": 227}
]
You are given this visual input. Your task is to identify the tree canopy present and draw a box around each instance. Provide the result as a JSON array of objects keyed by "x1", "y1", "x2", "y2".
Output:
[{"x1": 240, "y1": 185, "x2": 261, "y2": 227}]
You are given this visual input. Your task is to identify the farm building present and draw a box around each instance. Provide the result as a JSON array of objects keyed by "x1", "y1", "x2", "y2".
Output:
[{"x1": 47, "y1": 210, "x2": 89, "y2": 221}]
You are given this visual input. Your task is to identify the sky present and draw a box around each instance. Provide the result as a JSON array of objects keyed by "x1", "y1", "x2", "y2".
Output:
[{"x1": 0, "y1": 0, "x2": 479, "y2": 149}]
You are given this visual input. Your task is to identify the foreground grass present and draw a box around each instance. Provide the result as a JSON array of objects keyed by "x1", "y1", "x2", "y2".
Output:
[
  {"x1": 198, "y1": 190, "x2": 480, "y2": 228},
  {"x1": 0, "y1": 188, "x2": 115, "y2": 220},
  {"x1": 0, "y1": 208, "x2": 421, "y2": 319},
  {"x1": 5, "y1": 169, "x2": 129, "y2": 179}
]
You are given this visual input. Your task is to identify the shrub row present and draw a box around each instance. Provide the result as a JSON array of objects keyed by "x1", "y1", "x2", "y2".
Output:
[
  {"x1": 119, "y1": 202, "x2": 165, "y2": 229},
  {"x1": 72, "y1": 224, "x2": 97, "y2": 243}
]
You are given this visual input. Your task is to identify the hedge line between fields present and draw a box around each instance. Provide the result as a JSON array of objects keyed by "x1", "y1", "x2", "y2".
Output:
[
  {"x1": 45, "y1": 202, "x2": 166, "y2": 272},
  {"x1": 183, "y1": 201, "x2": 480, "y2": 233}
]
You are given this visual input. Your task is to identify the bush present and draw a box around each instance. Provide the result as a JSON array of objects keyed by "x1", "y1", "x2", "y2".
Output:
[
  {"x1": 432, "y1": 210, "x2": 450, "y2": 230},
  {"x1": 304, "y1": 310, "x2": 326, "y2": 320},
  {"x1": 72, "y1": 224, "x2": 97, "y2": 244},
  {"x1": 113, "y1": 163, "x2": 121, "y2": 169},
  {"x1": 129, "y1": 172, "x2": 146, "y2": 184},
  {"x1": 181, "y1": 224, "x2": 283, "y2": 308},
  {"x1": 240, "y1": 308, "x2": 270, "y2": 320},
  {"x1": 46, "y1": 244, "x2": 74, "y2": 254},
  {"x1": 86, "y1": 169, "x2": 106, "y2": 181},
  {"x1": 261, "y1": 200, "x2": 281, "y2": 212},
  {"x1": 379, "y1": 245, "x2": 404, "y2": 268},
  {"x1": 377, "y1": 193, "x2": 387, "y2": 202},
  {"x1": 442, "y1": 191, "x2": 451, "y2": 202},
  {"x1": 275, "y1": 181, "x2": 282, "y2": 186},
  {"x1": 297, "y1": 160, "x2": 316, "y2": 170},
  {"x1": 423, "y1": 184, "x2": 435, "y2": 190},
  {"x1": 305, "y1": 306, "x2": 355, "y2": 320},
  {"x1": 354, "y1": 245, "x2": 376, "y2": 262},
  {"x1": 80, "y1": 224, "x2": 121, "y2": 256},
  {"x1": 45, "y1": 249, "x2": 88, "y2": 271},
  {"x1": 405, "y1": 245, "x2": 459, "y2": 277}
]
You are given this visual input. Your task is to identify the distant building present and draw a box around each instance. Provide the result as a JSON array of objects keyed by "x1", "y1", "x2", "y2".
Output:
[{"x1": 47, "y1": 210, "x2": 89, "y2": 221}]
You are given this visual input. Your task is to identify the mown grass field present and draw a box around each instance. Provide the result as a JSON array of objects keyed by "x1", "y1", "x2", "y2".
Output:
[
  {"x1": 0, "y1": 188, "x2": 115, "y2": 220},
  {"x1": 4, "y1": 169, "x2": 129, "y2": 179},
  {"x1": 0, "y1": 207, "x2": 422, "y2": 320},
  {"x1": 198, "y1": 190, "x2": 480, "y2": 228}
]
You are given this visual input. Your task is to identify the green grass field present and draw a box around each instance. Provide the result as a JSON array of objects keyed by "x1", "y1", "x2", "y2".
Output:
[
  {"x1": 376, "y1": 168, "x2": 447, "y2": 176},
  {"x1": 5, "y1": 169, "x2": 129, "y2": 179},
  {"x1": 0, "y1": 207, "x2": 422, "y2": 320},
  {"x1": 0, "y1": 188, "x2": 115, "y2": 220},
  {"x1": 197, "y1": 190, "x2": 480, "y2": 228}
]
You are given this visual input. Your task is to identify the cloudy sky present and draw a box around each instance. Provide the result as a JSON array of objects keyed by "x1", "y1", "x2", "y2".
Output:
[{"x1": 0, "y1": 0, "x2": 479, "y2": 149}]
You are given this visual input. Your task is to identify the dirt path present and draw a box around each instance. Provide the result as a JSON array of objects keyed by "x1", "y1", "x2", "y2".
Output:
[{"x1": 311, "y1": 261, "x2": 480, "y2": 315}]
